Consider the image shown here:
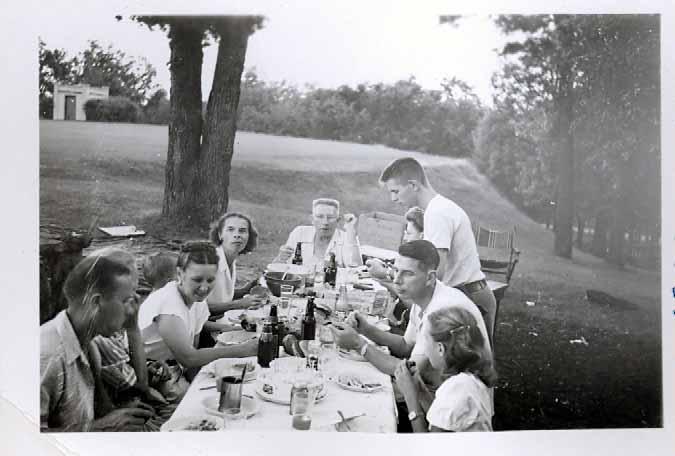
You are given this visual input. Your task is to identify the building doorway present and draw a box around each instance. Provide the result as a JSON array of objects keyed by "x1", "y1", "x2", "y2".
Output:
[{"x1": 64, "y1": 96, "x2": 76, "y2": 120}]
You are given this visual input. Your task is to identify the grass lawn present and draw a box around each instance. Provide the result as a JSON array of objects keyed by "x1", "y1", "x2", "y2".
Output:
[{"x1": 40, "y1": 120, "x2": 662, "y2": 430}]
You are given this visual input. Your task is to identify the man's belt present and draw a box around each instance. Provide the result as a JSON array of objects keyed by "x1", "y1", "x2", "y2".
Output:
[{"x1": 457, "y1": 279, "x2": 488, "y2": 295}]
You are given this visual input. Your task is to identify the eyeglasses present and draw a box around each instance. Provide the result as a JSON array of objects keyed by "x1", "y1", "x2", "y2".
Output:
[{"x1": 313, "y1": 214, "x2": 338, "y2": 222}]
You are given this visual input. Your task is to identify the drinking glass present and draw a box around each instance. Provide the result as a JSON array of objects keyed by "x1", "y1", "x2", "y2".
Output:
[
  {"x1": 313, "y1": 263, "x2": 325, "y2": 289},
  {"x1": 290, "y1": 382, "x2": 318, "y2": 430},
  {"x1": 280, "y1": 284, "x2": 294, "y2": 299},
  {"x1": 222, "y1": 408, "x2": 247, "y2": 430}
]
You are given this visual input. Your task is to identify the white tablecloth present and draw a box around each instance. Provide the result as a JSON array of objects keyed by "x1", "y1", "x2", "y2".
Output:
[{"x1": 166, "y1": 335, "x2": 398, "y2": 433}]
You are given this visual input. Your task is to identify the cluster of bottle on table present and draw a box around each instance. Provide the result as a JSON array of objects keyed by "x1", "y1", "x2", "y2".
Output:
[{"x1": 256, "y1": 293, "x2": 318, "y2": 369}]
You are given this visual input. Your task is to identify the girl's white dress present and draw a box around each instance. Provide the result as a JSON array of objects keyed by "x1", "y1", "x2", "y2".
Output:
[{"x1": 426, "y1": 372, "x2": 493, "y2": 432}]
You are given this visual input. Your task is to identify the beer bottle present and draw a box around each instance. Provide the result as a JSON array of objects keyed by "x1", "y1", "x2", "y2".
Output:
[
  {"x1": 269, "y1": 304, "x2": 280, "y2": 359},
  {"x1": 257, "y1": 323, "x2": 275, "y2": 368},
  {"x1": 324, "y1": 252, "x2": 337, "y2": 288},
  {"x1": 301, "y1": 295, "x2": 316, "y2": 340},
  {"x1": 292, "y1": 242, "x2": 303, "y2": 265}
]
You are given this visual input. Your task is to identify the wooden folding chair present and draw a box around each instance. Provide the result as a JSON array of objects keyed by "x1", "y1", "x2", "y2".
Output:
[{"x1": 472, "y1": 223, "x2": 520, "y2": 346}]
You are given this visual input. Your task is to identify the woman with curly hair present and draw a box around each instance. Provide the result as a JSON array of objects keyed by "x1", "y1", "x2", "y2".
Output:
[{"x1": 206, "y1": 212, "x2": 266, "y2": 317}]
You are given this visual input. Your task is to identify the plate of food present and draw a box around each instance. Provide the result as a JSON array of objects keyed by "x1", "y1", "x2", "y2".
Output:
[
  {"x1": 201, "y1": 394, "x2": 260, "y2": 418},
  {"x1": 161, "y1": 415, "x2": 223, "y2": 432},
  {"x1": 216, "y1": 330, "x2": 258, "y2": 346},
  {"x1": 204, "y1": 359, "x2": 258, "y2": 383},
  {"x1": 336, "y1": 373, "x2": 384, "y2": 393},
  {"x1": 255, "y1": 378, "x2": 327, "y2": 405}
]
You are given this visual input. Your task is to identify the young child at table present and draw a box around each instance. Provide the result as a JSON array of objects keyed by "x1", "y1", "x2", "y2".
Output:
[
  {"x1": 394, "y1": 306, "x2": 496, "y2": 432},
  {"x1": 87, "y1": 250, "x2": 179, "y2": 431}
]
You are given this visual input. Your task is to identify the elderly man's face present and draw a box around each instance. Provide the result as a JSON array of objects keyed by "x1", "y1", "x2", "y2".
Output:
[
  {"x1": 392, "y1": 255, "x2": 435, "y2": 303},
  {"x1": 96, "y1": 273, "x2": 138, "y2": 337},
  {"x1": 312, "y1": 203, "x2": 339, "y2": 237}
]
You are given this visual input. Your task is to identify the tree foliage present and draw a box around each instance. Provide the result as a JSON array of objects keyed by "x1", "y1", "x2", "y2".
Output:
[
  {"x1": 83, "y1": 97, "x2": 141, "y2": 123},
  {"x1": 78, "y1": 41, "x2": 157, "y2": 104},
  {"x1": 236, "y1": 70, "x2": 483, "y2": 158},
  {"x1": 484, "y1": 14, "x2": 659, "y2": 267},
  {"x1": 39, "y1": 39, "x2": 159, "y2": 118}
]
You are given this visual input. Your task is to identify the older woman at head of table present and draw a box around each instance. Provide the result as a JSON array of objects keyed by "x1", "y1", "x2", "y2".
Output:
[
  {"x1": 273, "y1": 198, "x2": 363, "y2": 268},
  {"x1": 40, "y1": 248, "x2": 155, "y2": 431},
  {"x1": 205, "y1": 212, "x2": 266, "y2": 317},
  {"x1": 138, "y1": 241, "x2": 258, "y2": 375}
]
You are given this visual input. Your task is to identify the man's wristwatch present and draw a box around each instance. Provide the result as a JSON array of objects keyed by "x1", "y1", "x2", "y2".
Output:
[{"x1": 408, "y1": 410, "x2": 422, "y2": 422}]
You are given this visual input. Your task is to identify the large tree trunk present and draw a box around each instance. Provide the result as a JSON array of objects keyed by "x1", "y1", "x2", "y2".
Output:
[
  {"x1": 196, "y1": 18, "x2": 256, "y2": 225},
  {"x1": 553, "y1": 62, "x2": 575, "y2": 259},
  {"x1": 575, "y1": 215, "x2": 585, "y2": 249},
  {"x1": 163, "y1": 23, "x2": 204, "y2": 224},
  {"x1": 607, "y1": 154, "x2": 635, "y2": 267},
  {"x1": 592, "y1": 211, "x2": 609, "y2": 257}
]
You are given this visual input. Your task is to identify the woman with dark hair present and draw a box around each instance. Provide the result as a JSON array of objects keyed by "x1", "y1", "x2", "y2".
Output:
[
  {"x1": 138, "y1": 241, "x2": 258, "y2": 390},
  {"x1": 394, "y1": 306, "x2": 496, "y2": 432},
  {"x1": 207, "y1": 212, "x2": 265, "y2": 317}
]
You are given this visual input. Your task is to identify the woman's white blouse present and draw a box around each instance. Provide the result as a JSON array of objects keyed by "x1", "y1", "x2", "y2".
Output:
[{"x1": 426, "y1": 372, "x2": 493, "y2": 432}]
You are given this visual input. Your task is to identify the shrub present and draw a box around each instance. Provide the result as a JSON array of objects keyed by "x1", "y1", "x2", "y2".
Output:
[{"x1": 84, "y1": 96, "x2": 141, "y2": 123}]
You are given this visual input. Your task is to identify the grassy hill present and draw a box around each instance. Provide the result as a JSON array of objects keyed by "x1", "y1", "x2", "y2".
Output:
[{"x1": 39, "y1": 120, "x2": 661, "y2": 430}]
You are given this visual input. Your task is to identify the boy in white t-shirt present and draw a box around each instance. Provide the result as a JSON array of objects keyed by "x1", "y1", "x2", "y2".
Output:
[{"x1": 378, "y1": 157, "x2": 496, "y2": 344}]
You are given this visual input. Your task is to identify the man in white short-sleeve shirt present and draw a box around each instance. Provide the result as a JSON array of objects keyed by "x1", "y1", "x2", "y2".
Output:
[
  {"x1": 378, "y1": 157, "x2": 497, "y2": 344},
  {"x1": 404, "y1": 280, "x2": 490, "y2": 359},
  {"x1": 273, "y1": 198, "x2": 363, "y2": 269},
  {"x1": 330, "y1": 240, "x2": 490, "y2": 377}
]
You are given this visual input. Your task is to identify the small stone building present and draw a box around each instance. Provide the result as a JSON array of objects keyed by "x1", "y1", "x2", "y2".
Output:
[{"x1": 52, "y1": 83, "x2": 109, "y2": 121}]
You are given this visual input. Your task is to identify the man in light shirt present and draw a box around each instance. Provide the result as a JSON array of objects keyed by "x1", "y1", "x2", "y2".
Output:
[
  {"x1": 330, "y1": 240, "x2": 490, "y2": 377},
  {"x1": 377, "y1": 157, "x2": 496, "y2": 343},
  {"x1": 274, "y1": 198, "x2": 363, "y2": 268}
]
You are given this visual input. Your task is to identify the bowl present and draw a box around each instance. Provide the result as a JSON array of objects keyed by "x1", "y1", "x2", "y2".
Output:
[{"x1": 263, "y1": 271, "x2": 303, "y2": 297}]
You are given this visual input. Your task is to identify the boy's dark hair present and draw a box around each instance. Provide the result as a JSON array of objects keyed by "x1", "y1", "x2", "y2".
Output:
[
  {"x1": 398, "y1": 240, "x2": 440, "y2": 271},
  {"x1": 404, "y1": 206, "x2": 425, "y2": 233},
  {"x1": 379, "y1": 157, "x2": 430, "y2": 187}
]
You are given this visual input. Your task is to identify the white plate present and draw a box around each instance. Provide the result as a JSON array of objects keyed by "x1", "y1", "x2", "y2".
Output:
[
  {"x1": 201, "y1": 395, "x2": 260, "y2": 418},
  {"x1": 255, "y1": 380, "x2": 327, "y2": 405},
  {"x1": 216, "y1": 331, "x2": 258, "y2": 346},
  {"x1": 336, "y1": 373, "x2": 384, "y2": 393},
  {"x1": 161, "y1": 415, "x2": 223, "y2": 432},
  {"x1": 204, "y1": 359, "x2": 258, "y2": 383}
]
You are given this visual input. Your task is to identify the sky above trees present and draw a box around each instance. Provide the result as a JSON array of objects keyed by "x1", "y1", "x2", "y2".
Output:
[{"x1": 37, "y1": 4, "x2": 508, "y2": 105}]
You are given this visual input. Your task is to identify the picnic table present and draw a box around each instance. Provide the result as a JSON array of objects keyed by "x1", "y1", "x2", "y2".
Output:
[
  {"x1": 166, "y1": 345, "x2": 397, "y2": 432},
  {"x1": 166, "y1": 276, "x2": 399, "y2": 433}
]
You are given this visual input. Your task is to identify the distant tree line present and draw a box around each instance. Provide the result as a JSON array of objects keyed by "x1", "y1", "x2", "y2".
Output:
[{"x1": 235, "y1": 71, "x2": 483, "y2": 158}]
